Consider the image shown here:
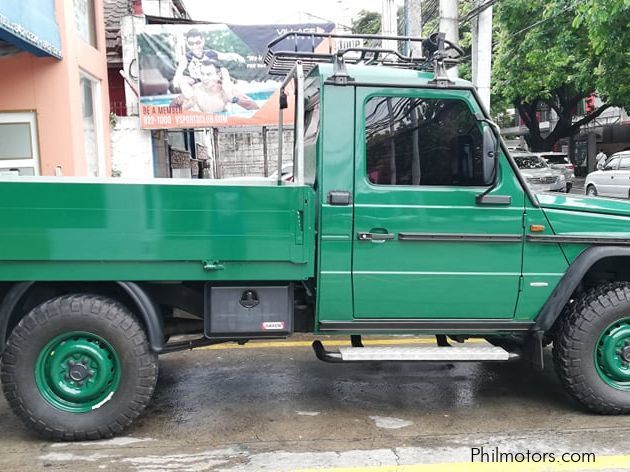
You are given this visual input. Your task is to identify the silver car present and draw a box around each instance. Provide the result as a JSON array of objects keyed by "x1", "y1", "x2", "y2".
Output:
[
  {"x1": 536, "y1": 152, "x2": 575, "y2": 192},
  {"x1": 513, "y1": 153, "x2": 567, "y2": 192},
  {"x1": 585, "y1": 151, "x2": 630, "y2": 198}
]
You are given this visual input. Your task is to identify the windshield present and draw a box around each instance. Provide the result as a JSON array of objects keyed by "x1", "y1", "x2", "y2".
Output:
[{"x1": 514, "y1": 155, "x2": 548, "y2": 169}]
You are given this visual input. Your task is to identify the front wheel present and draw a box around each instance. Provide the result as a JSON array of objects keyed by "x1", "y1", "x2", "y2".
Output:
[
  {"x1": 553, "y1": 283, "x2": 630, "y2": 413},
  {"x1": 1, "y1": 294, "x2": 158, "y2": 440},
  {"x1": 586, "y1": 185, "x2": 598, "y2": 197}
]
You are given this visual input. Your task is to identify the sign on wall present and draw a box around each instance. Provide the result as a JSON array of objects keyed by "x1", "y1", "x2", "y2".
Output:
[{"x1": 136, "y1": 23, "x2": 335, "y2": 129}]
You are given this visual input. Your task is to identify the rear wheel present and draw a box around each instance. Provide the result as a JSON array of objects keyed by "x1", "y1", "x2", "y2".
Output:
[
  {"x1": 586, "y1": 185, "x2": 598, "y2": 196},
  {"x1": 553, "y1": 283, "x2": 630, "y2": 413},
  {"x1": 1, "y1": 294, "x2": 158, "y2": 440}
]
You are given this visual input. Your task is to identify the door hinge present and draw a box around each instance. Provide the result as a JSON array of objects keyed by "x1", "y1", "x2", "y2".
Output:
[{"x1": 518, "y1": 275, "x2": 524, "y2": 291}]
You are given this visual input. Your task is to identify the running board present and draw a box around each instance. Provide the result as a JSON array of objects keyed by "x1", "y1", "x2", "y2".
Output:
[{"x1": 312, "y1": 341, "x2": 519, "y2": 363}]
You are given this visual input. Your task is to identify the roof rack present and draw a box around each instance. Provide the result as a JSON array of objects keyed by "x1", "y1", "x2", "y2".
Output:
[{"x1": 264, "y1": 31, "x2": 464, "y2": 78}]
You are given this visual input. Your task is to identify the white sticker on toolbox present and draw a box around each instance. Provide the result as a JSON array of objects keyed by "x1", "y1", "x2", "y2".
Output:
[{"x1": 262, "y1": 321, "x2": 285, "y2": 330}]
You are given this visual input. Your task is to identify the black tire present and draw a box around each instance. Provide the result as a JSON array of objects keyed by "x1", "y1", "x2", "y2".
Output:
[
  {"x1": 1, "y1": 294, "x2": 158, "y2": 440},
  {"x1": 586, "y1": 184, "x2": 598, "y2": 197},
  {"x1": 553, "y1": 283, "x2": 630, "y2": 414}
]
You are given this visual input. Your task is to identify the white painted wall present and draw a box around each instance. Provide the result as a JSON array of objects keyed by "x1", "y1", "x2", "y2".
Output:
[
  {"x1": 141, "y1": 0, "x2": 176, "y2": 17},
  {"x1": 110, "y1": 116, "x2": 154, "y2": 178}
]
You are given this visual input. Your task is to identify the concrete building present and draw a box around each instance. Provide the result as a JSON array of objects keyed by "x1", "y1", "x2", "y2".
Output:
[{"x1": 0, "y1": 0, "x2": 111, "y2": 177}]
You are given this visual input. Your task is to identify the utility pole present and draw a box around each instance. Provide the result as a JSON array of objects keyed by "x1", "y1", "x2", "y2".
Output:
[
  {"x1": 472, "y1": 0, "x2": 493, "y2": 110},
  {"x1": 439, "y1": 0, "x2": 459, "y2": 77},
  {"x1": 405, "y1": 0, "x2": 423, "y2": 56},
  {"x1": 381, "y1": 0, "x2": 397, "y2": 52}
]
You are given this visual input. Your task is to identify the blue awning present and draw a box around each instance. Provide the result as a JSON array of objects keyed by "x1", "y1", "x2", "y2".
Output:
[{"x1": 0, "y1": 0, "x2": 62, "y2": 59}]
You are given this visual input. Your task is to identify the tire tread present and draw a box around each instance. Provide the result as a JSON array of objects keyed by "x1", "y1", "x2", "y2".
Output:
[{"x1": 553, "y1": 282, "x2": 630, "y2": 414}]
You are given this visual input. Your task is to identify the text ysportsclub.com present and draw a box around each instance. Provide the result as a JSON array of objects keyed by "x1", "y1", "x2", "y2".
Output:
[{"x1": 471, "y1": 446, "x2": 596, "y2": 464}]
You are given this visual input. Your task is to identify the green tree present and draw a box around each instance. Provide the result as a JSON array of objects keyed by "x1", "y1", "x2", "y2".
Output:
[
  {"x1": 492, "y1": 0, "x2": 627, "y2": 151},
  {"x1": 574, "y1": 0, "x2": 630, "y2": 110},
  {"x1": 351, "y1": 10, "x2": 381, "y2": 34}
]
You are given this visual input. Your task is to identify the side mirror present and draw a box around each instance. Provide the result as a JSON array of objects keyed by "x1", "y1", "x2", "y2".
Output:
[{"x1": 482, "y1": 125, "x2": 498, "y2": 185}]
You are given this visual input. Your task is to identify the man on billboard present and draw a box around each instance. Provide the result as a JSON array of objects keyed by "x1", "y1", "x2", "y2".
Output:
[
  {"x1": 178, "y1": 59, "x2": 258, "y2": 113},
  {"x1": 173, "y1": 28, "x2": 246, "y2": 100}
]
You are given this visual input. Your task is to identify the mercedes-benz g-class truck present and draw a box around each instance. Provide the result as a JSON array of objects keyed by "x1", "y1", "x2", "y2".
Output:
[{"x1": 2, "y1": 33, "x2": 630, "y2": 440}]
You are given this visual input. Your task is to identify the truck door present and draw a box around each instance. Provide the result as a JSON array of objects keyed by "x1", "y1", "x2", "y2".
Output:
[
  {"x1": 611, "y1": 156, "x2": 630, "y2": 198},
  {"x1": 352, "y1": 88, "x2": 525, "y2": 319}
]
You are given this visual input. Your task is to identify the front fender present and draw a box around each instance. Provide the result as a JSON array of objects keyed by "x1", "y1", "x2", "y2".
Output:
[{"x1": 534, "y1": 246, "x2": 630, "y2": 331}]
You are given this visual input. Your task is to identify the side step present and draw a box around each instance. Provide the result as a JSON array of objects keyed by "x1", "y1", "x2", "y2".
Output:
[{"x1": 312, "y1": 340, "x2": 519, "y2": 363}]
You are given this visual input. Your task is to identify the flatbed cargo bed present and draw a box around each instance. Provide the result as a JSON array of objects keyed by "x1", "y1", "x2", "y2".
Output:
[{"x1": 0, "y1": 178, "x2": 315, "y2": 281}]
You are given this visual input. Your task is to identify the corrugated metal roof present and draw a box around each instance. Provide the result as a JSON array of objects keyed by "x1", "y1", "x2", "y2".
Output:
[{"x1": 105, "y1": 0, "x2": 132, "y2": 65}]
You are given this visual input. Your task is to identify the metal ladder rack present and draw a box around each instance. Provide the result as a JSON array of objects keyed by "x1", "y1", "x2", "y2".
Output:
[{"x1": 264, "y1": 31, "x2": 463, "y2": 77}]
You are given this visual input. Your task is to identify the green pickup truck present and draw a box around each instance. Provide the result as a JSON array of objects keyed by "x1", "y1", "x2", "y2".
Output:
[{"x1": 2, "y1": 33, "x2": 630, "y2": 440}]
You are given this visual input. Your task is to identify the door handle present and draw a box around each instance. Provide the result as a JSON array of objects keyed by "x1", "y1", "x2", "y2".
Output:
[{"x1": 358, "y1": 232, "x2": 395, "y2": 241}]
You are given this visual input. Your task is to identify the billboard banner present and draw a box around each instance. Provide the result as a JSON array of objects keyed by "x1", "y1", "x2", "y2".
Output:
[{"x1": 136, "y1": 23, "x2": 335, "y2": 129}]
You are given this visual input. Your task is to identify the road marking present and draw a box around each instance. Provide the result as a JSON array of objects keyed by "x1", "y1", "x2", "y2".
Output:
[
  {"x1": 296, "y1": 454, "x2": 630, "y2": 472},
  {"x1": 198, "y1": 338, "x2": 486, "y2": 350},
  {"x1": 369, "y1": 416, "x2": 413, "y2": 429}
]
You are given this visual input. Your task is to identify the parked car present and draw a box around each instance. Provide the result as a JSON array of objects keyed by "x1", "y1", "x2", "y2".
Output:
[
  {"x1": 513, "y1": 153, "x2": 566, "y2": 192},
  {"x1": 585, "y1": 151, "x2": 630, "y2": 198},
  {"x1": 537, "y1": 152, "x2": 574, "y2": 192}
]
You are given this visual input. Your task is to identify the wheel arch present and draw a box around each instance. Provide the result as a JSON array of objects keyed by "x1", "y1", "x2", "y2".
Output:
[
  {"x1": 535, "y1": 246, "x2": 630, "y2": 332},
  {"x1": 0, "y1": 282, "x2": 165, "y2": 354}
]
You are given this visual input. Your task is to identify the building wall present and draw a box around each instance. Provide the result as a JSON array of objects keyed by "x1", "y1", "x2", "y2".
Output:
[
  {"x1": 216, "y1": 128, "x2": 294, "y2": 178},
  {"x1": 111, "y1": 116, "x2": 153, "y2": 177},
  {"x1": 108, "y1": 68, "x2": 127, "y2": 115},
  {"x1": 141, "y1": 0, "x2": 183, "y2": 18},
  {"x1": 0, "y1": 0, "x2": 111, "y2": 176}
]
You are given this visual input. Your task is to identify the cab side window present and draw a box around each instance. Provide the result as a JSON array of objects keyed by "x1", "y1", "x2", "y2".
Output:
[{"x1": 365, "y1": 96, "x2": 485, "y2": 186}]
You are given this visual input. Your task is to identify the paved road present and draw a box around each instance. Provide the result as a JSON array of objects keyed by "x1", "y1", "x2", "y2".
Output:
[
  {"x1": 2, "y1": 336, "x2": 630, "y2": 471},
  {"x1": 570, "y1": 177, "x2": 585, "y2": 195}
]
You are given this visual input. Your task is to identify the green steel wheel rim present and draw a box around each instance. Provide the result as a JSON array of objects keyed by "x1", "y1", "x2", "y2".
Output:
[
  {"x1": 595, "y1": 318, "x2": 630, "y2": 390},
  {"x1": 35, "y1": 331, "x2": 121, "y2": 413}
]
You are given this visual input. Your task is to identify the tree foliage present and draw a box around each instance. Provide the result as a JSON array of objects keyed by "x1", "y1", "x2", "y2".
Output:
[
  {"x1": 574, "y1": 0, "x2": 630, "y2": 110},
  {"x1": 492, "y1": 0, "x2": 628, "y2": 151},
  {"x1": 351, "y1": 10, "x2": 381, "y2": 35}
]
